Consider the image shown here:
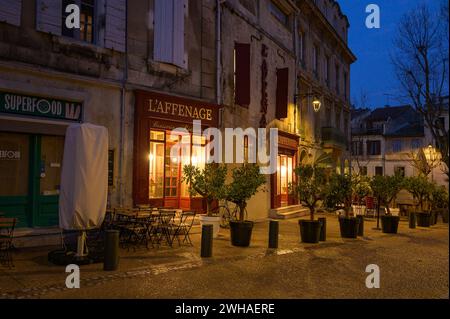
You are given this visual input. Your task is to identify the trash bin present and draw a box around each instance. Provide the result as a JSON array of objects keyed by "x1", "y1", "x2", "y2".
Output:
[{"x1": 104, "y1": 230, "x2": 119, "y2": 271}]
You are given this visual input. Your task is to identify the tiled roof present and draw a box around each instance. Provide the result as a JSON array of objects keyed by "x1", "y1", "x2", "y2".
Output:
[{"x1": 367, "y1": 105, "x2": 414, "y2": 121}]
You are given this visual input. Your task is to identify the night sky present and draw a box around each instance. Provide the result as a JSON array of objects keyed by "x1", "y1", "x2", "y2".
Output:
[{"x1": 338, "y1": 0, "x2": 444, "y2": 109}]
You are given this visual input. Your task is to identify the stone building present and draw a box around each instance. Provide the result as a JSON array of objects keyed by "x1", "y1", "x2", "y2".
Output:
[
  {"x1": 0, "y1": 0, "x2": 355, "y2": 241},
  {"x1": 351, "y1": 103, "x2": 449, "y2": 192}
]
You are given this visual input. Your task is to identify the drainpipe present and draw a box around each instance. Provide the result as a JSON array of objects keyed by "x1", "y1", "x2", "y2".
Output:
[
  {"x1": 216, "y1": 0, "x2": 222, "y2": 112},
  {"x1": 293, "y1": 12, "x2": 299, "y2": 136},
  {"x1": 118, "y1": 1, "x2": 129, "y2": 207}
]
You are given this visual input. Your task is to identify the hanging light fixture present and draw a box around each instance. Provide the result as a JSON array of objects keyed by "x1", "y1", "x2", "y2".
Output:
[{"x1": 312, "y1": 97, "x2": 322, "y2": 112}]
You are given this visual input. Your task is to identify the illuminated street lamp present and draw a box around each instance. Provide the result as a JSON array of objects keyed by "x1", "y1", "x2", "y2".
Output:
[
  {"x1": 294, "y1": 93, "x2": 322, "y2": 112},
  {"x1": 312, "y1": 98, "x2": 322, "y2": 112}
]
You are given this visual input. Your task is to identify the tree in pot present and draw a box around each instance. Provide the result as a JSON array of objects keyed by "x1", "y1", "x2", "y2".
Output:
[
  {"x1": 292, "y1": 165, "x2": 328, "y2": 243},
  {"x1": 404, "y1": 175, "x2": 434, "y2": 227},
  {"x1": 182, "y1": 163, "x2": 227, "y2": 237},
  {"x1": 370, "y1": 173, "x2": 404, "y2": 233},
  {"x1": 225, "y1": 164, "x2": 266, "y2": 247},
  {"x1": 430, "y1": 184, "x2": 449, "y2": 224},
  {"x1": 325, "y1": 173, "x2": 360, "y2": 238}
]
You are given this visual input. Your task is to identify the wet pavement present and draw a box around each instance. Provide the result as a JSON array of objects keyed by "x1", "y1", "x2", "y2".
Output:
[{"x1": 0, "y1": 214, "x2": 448, "y2": 299}]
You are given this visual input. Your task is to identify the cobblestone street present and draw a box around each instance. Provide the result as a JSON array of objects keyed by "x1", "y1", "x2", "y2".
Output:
[{"x1": 0, "y1": 215, "x2": 448, "y2": 299}]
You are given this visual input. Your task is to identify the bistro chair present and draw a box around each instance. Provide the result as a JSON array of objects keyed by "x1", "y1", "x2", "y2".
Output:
[
  {"x1": 153, "y1": 210, "x2": 176, "y2": 247},
  {"x1": 0, "y1": 218, "x2": 17, "y2": 267},
  {"x1": 170, "y1": 211, "x2": 196, "y2": 246}
]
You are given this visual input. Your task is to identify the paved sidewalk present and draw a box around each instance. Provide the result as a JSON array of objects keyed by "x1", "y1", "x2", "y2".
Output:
[{"x1": 0, "y1": 214, "x2": 448, "y2": 299}]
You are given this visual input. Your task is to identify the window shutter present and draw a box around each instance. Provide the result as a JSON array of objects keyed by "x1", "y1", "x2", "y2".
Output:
[
  {"x1": 154, "y1": 0, "x2": 185, "y2": 68},
  {"x1": 0, "y1": 0, "x2": 21, "y2": 26},
  {"x1": 276, "y1": 68, "x2": 289, "y2": 119},
  {"x1": 234, "y1": 42, "x2": 251, "y2": 106},
  {"x1": 173, "y1": 0, "x2": 185, "y2": 67},
  {"x1": 104, "y1": 0, "x2": 126, "y2": 52},
  {"x1": 36, "y1": 0, "x2": 61, "y2": 35}
]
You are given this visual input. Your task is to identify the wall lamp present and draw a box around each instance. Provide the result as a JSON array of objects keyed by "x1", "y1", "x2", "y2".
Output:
[{"x1": 294, "y1": 93, "x2": 322, "y2": 112}]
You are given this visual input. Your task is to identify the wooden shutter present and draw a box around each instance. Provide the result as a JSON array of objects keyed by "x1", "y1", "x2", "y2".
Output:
[
  {"x1": 36, "y1": 0, "x2": 61, "y2": 35},
  {"x1": 276, "y1": 68, "x2": 289, "y2": 119},
  {"x1": 234, "y1": 43, "x2": 251, "y2": 106},
  {"x1": 104, "y1": 0, "x2": 126, "y2": 52},
  {"x1": 0, "y1": 0, "x2": 21, "y2": 26},
  {"x1": 154, "y1": 0, "x2": 185, "y2": 68}
]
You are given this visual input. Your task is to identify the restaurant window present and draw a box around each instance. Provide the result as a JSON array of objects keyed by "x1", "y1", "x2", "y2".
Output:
[
  {"x1": 62, "y1": 0, "x2": 96, "y2": 44},
  {"x1": 149, "y1": 130, "x2": 207, "y2": 200},
  {"x1": 149, "y1": 130, "x2": 165, "y2": 199}
]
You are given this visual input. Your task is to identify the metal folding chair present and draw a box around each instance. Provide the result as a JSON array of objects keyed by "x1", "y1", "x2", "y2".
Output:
[
  {"x1": 171, "y1": 211, "x2": 196, "y2": 246},
  {"x1": 0, "y1": 218, "x2": 17, "y2": 267},
  {"x1": 153, "y1": 210, "x2": 176, "y2": 247}
]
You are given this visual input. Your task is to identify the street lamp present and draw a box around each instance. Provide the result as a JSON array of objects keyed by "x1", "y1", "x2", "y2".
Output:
[{"x1": 294, "y1": 93, "x2": 322, "y2": 112}]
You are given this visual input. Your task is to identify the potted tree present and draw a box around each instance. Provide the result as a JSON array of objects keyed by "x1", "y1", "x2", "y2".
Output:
[
  {"x1": 225, "y1": 164, "x2": 266, "y2": 247},
  {"x1": 431, "y1": 184, "x2": 449, "y2": 224},
  {"x1": 404, "y1": 176, "x2": 433, "y2": 227},
  {"x1": 325, "y1": 173, "x2": 360, "y2": 238},
  {"x1": 370, "y1": 173, "x2": 404, "y2": 234},
  {"x1": 293, "y1": 165, "x2": 328, "y2": 243},
  {"x1": 182, "y1": 163, "x2": 227, "y2": 238}
]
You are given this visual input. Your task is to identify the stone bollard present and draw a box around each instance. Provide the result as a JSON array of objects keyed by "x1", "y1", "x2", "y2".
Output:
[
  {"x1": 268, "y1": 220, "x2": 279, "y2": 248},
  {"x1": 104, "y1": 230, "x2": 120, "y2": 271},
  {"x1": 201, "y1": 224, "x2": 213, "y2": 258},
  {"x1": 409, "y1": 212, "x2": 416, "y2": 229},
  {"x1": 356, "y1": 215, "x2": 364, "y2": 237},
  {"x1": 318, "y1": 217, "x2": 327, "y2": 241}
]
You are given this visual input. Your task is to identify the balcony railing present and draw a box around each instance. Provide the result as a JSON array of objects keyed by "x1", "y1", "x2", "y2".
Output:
[{"x1": 321, "y1": 127, "x2": 348, "y2": 149}]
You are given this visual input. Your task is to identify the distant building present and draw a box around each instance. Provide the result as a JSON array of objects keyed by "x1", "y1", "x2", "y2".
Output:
[{"x1": 351, "y1": 103, "x2": 449, "y2": 191}]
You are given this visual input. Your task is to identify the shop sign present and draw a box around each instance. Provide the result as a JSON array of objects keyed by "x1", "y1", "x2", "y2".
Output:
[
  {"x1": 0, "y1": 90, "x2": 82, "y2": 122},
  {"x1": 136, "y1": 90, "x2": 220, "y2": 127},
  {"x1": 0, "y1": 150, "x2": 20, "y2": 160}
]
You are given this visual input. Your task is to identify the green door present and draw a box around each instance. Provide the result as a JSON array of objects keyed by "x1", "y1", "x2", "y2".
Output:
[{"x1": 0, "y1": 132, "x2": 64, "y2": 228}]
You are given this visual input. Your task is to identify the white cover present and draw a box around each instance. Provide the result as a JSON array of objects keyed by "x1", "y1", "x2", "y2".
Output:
[{"x1": 59, "y1": 123, "x2": 109, "y2": 230}]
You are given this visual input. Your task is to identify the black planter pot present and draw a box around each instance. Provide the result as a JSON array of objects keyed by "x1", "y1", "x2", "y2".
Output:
[
  {"x1": 443, "y1": 210, "x2": 449, "y2": 223},
  {"x1": 381, "y1": 215, "x2": 400, "y2": 234},
  {"x1": 229, "y1": 221, "x2": 254, "y2": 247},
  {"x1": 432, "y1": 211, "x2": 439, "y2": 224},
  {"x1": 298, "y1": 220, "x2": 321, "y2": 243},
  {"x1": 416, "y1": 212, "x2": 431, "y2": 227},
  {"x1": 338, "y1": 217, "x2": 359, "y2": 239}
]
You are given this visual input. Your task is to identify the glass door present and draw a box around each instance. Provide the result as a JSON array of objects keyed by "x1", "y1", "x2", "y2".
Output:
[
  {"x1": 276, "y1": 154, "x2": 293, "y2": 207},
  {"x1": 35, "y1": 136, "x2": 64, "y2": 227},
  {"x1": 0, "y1": 132, "x2": 31, "y2": 227}
]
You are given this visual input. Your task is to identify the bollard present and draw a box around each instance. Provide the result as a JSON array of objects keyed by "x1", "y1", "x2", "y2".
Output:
[
  {"x1": 104, "y1": 230, "x2": 119, "y2": 271},
  {"x1": 201, "y1": 224, "x2": 213, "y2": 258},
  {"x1": 318, "y1": 217, "x2": 326, "y2": 241},
  {"x1": 268, "y1": 220, "x2": 279, "y2": 248},
  {"x1": 356, "y1": 215, "x2": 364, "y2": 237},
  {"x1": 409, "y1": 212, "x2": 416, "y2": 229}
]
